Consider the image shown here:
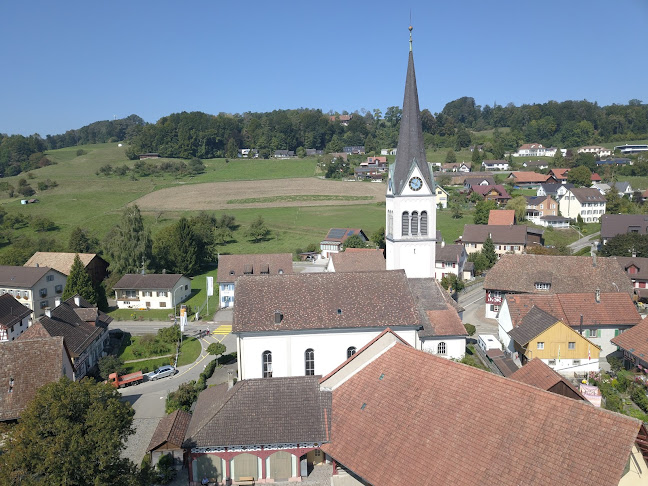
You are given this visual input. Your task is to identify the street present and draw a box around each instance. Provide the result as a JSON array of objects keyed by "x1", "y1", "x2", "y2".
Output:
[
  {"x1": 112, "y1": 310, "x2": 237, "y2": 463},
  {"x1": 457, "y1": 282, "x2": 498, "y2": 337}
]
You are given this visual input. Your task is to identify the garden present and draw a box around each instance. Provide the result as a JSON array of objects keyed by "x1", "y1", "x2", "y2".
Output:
[{"x1": 591, "y1": 359, "x2": 648, "y2": 422}]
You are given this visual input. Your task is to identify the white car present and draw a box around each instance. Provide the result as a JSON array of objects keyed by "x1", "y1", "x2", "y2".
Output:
[{"x1": 148, "y1": 365, "x2": 176, "y2": 381}]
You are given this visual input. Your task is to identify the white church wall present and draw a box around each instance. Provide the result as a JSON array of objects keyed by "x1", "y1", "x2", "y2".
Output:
[
  {"x1": 421, "y1": 337, "x2": 465, "y2": 360},
  {"x1": 238, "y1": 327, "x2": 419, "y2": 380}
]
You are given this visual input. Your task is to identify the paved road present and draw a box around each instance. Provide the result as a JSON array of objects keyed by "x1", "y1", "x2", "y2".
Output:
[
  {"x1": 114, "y1": 310, "x2": 237, "y2": 463},
  {"x1": 568, "y1": 231, "x2": 600, "y2": 252},
  {"x1": 457, "y1": 282, "x2": 499, "y2": 337}
]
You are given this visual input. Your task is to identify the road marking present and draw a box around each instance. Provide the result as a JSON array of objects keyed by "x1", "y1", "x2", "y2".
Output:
[{"x1": 212, "y1": 325, "x2": 232, "y2": 335}]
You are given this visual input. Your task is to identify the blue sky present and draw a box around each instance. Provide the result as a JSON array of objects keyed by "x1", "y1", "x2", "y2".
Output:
[{"x1": 1, "y1": 0, "x2": 647, "y2": 136}]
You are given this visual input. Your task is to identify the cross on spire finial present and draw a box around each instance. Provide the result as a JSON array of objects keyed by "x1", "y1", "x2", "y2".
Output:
[{"x1": 409, "y1": 25, "x2": 413, "y2": 52}]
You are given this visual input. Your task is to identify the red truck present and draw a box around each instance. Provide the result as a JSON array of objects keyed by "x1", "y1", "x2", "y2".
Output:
[{"x1": 108, "y1": 371, "x2": 144, "y2": 388}]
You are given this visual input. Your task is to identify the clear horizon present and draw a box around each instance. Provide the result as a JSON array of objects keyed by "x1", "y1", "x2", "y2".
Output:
[{"x1": 1, "y1": 0, "x2": 647, "y2": 137}]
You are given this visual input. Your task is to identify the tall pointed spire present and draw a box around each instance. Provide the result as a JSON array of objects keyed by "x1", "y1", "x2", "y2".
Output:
[{"x1": 391, "y1": 26, "x2": 433, "y2": 195}]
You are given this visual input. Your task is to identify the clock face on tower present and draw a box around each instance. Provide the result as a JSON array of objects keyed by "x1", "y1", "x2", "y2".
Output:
[{"x1": 409, "y1": 176, "x2": 422, "y2": 191}]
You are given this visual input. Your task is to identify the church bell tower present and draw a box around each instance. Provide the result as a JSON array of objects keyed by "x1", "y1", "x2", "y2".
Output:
[{"x1": 385, "y1": 26, "x2": 437, "y2": 278}]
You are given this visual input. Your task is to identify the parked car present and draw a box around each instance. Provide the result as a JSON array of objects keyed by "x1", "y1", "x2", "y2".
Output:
[{"x1": 148, "y1": 365, "x2": 176, "y2": 381}]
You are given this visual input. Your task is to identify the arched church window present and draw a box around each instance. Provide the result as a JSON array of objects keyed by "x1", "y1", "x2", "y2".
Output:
[
  {"x1": 411, "y1": 211, "x2": 419, "y2": 235},
  {"x1": 421, "y1": 211, "x2": 428, "y2": 236},
  {"x1": 305, "y1": 348, "x2": 315, "y2": 375},
  {"x1": 437, "y1": 342, "x2": 446, "y2": 355},
  {"x1": 401, "y1": 212, "x2": 410, "y2": 237},
  {"x1": 347, "y1": 346, "x2": 357, "y2": 359},
  {"x1": 262, "y1": 350, "x2": 272, "y2": 378}
]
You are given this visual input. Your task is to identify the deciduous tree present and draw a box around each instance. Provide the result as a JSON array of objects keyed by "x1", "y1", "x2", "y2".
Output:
[
  {"x1": 343, "y1": 234, "x2": 367, "y2": 249},
  {"x1": 104, "y1": 205, "x2": 152, "y2": 276},
  {"x1": 505, "y1": 196, "x2": 527, "y2": 222},
  {"x1": 473, "y1": 199, "x2": 497, "y2": 224},
  {"x1": 0, "y1": 378, "x2": 139, "y2": 486},
  {"x1": 246, "y1": 215, "x2": 271, "y2": 243},
  {"x1": 566, "y1": 165, "x2": 592, "y2": 187}
]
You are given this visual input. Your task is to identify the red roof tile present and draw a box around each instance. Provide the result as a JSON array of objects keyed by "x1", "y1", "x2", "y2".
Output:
[
  {"x1": 612, "y1": 319, "x2": 648, "y2": 361},
  {"x1": 426, "y1": 305, "x2": 468, "y2": 336},
  {"x1": 330, "y1": 250, "x2": 385, "y2": 273},
  {"x1": 509, "y1": 358, "x2": 586, "y2": 400},
  {"x1": 322, "y1": 344, "x2": 641, "y2": 486},
  {"x1": 488, "y1": 210, "x2": 515, "y2": 225},
  {"x1": 509, "y1": 171, "x2": 551, "y2": 183}
]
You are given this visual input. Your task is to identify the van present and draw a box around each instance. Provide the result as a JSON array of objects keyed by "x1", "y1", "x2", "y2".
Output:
[{"x1": 477, "y1": 334, "x2": 502, "y2": 353}]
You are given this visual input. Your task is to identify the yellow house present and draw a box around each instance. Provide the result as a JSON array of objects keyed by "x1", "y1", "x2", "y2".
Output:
[
  {"x1": 435, "y1": 185, "x2": 449, "y2": 209},
  {"x1": 508, "y1": 306, "x2": 600, "y2": 374}
]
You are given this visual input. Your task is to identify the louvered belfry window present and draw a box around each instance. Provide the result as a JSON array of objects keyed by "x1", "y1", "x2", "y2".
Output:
[
  {"x1": 402, "y1": 212, "x2": 410, "y2": 236},
  {"x1": 420, "y1": 211, "x2": 428, "y2": 235}
]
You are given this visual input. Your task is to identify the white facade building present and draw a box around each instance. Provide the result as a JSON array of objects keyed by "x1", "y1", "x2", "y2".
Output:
[
  {"x1": 0, "y1": 266, "x2": 67, "y2": 318},
  {"x1": 113, "y1": 274, "x2": 191, "y2": 310},
  {"x1": 559, "y1": 187, "x2": 606, "y2": 223}
]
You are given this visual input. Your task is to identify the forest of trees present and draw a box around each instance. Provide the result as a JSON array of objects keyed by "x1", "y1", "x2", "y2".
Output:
[{"x1": 1, "y1": 98, "x2": 647, "y2": 177}]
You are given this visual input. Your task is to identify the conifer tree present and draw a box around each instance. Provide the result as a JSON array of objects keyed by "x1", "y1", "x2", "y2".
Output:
[
  {"x1": 62, "y1": 254, "x2": 97, "y2": 304},
  {"x1": 103, "y1": 205, "x2": 152, "y2": 276},
  {"x1": 482, "y1": 237, "x2": 498, "y2": 267}
]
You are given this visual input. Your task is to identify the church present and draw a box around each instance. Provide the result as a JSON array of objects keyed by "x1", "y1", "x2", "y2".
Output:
[{"x1": 233, "y1": 29, "x2": 465, "y2": 381}]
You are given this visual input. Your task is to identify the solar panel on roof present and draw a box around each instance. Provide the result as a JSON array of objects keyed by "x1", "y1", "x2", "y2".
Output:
[
  {"x1": 347, "y1": 230, "x2": 355, "y2": 236},
  {"x1": 328, "y1": 229, "x2": 347, "y2": 239}
]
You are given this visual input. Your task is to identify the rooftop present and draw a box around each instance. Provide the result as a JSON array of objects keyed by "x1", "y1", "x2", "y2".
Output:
[
  {"x1": 488, "y1": 209, "x2": 515, "y2": 226},
  {"x1": 113, "y1": 273, "x2": 185, "y2": 290},
  {"x1": 330, "y1": 250, "x2": 385, "y2": 273},
  {"x1": 24, "y1": 252, "x2": 105, "y2": 276},
  {"x1": 0, "y1": 265, "x2": 59, "y2": 288},
  {"x1": 216, "y1": 253, "x2": 293, "y2": 283}
]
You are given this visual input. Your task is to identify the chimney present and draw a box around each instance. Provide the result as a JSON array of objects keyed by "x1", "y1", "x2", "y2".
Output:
[
  {"x1": 45, "y1": 308, "x2": 52, "y2": 318},
  {"x1": 632, "y1": 248, "x2": 637, "y2": 258},
  {"x1": 441, "y1": 240, "x2": 446, "y2": 248},
  {"x1": 592, "y1": 253, "x2": 597, "y2": 267},
  {"x1": 74, "y1": 296, "x2": 81, "y2": 307},
  {"x1": 54, "y1": 297, "x2": 61, "y2": 308},
  {"x1": 274, "y1": 311, "x2": 283, "y2": 325},
  {"x1": 35, "y1": 263, "x2": 39, "y2": 268},
  {"x1": 227, "y1": 371, "x2": 234, "y2": 390},
  {"x1": 595, "y1": 288, "x2": 601, "y2": 303}
]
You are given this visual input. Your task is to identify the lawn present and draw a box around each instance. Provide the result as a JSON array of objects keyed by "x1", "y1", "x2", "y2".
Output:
[{"x1": 120, "y1": 336, "x2": 202, "y2": 374}]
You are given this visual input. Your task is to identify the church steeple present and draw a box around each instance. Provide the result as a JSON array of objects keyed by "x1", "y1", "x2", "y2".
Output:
[{"x1": 391, "y1": 26, "x2": 433, "y2": 195}]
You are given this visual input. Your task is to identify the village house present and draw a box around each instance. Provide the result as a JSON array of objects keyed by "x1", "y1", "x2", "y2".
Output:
[
  {"x1": 147, "y1": 409, "x2": 192, "y2": 470},
  {"x1": 559, "y1": 187, "x2": 606, "y2": 223},
  {"x1": 578, "y1": 145, "x2": 613, "y2": 157},
  {"x1": 550, "y1": 167, "x2": 602, "y2": 184},
  {"x1": 508, "y1": 171, "x2": 553, "y2": 186},
  {"x1": 468, "y1": 184, "x2": 511, "y2": 205},
  {"x1": 508, "y1": 358, "x2": 586, "y2": 401},
  {"x1": 463, "y1": 175, "x2": 495, "y2": 189},
  {"x1": 543, "y1": 147, "x2": 566, "y2": 157},
  {"x1": 329, "y1": 114, "x2": 353, "y2": 125},
  {"x1": 435, "y1": 185, "x2": 449, "y2": 208},
  {"x1": 612, "y1": 319, "x2": 648, "y2": 371},
  {"x1": 440, "y1": 161, "x2": 470, "y2": 172},
  {"x1": 488, "y1": 209, "x2": 515, "y2": 226},
  {"x1": 459, "y1": 224, "x2": 543, "y2": 258},
  {"x1": 305, "y1": 149, "x2": 323, "y2": 157},
  {"x1": 614, "y1": 255, "x2": 648, "y2": 300},
  {"x1": 513, "y1": 143, "x2": 546, "y2": 157},
  {"x1": 184, "y1": 376, "x2": 331, "y2": 484},
  {"x1": 319, "y1": 228, "x2": 368, "y2": 258},
  {"x1": 343, "y1": 145, "x2": 365, "y2": 155},
  {"x1": 380, "y1": 148, "x2": 397, "y2": 155},
  {"x1": 217, "y1": 254, "x2": 293, "y2": 308},
  {"x1": 0, "y1": 266, "x2": 67, "y2": 318},
  {"x1": 18, "y1": 295, "x2": 111, "y2": 380},
  {"x1": 25, "y1": 251, "x2": 109, "y2": 287},
  {"x1": 505, "y1": 306, "x2": 601, "y2": 374},
  {"x1": 593, "y1": 181, "x2": 634, "y2": 198},
  {"x1": 522, "y1": 160, "x2": 549, "y2": 170},
  {"x1": 326, "y1": 249, "x2": 385, "y2": 273},
  {"x1": 536, "y1": 182, "x2": 574, "y2": 200},
  {"x1": 597, "y1": 157, "x2": 633, "y2": 166},
  {"x1": 524, "y1": 195, "x2": 569, "y2": 227},
  {"x1": 233, "y1": 270, "x2": 467, "y2": 381},
  {"x1": 0, "y1": 294, "x2": 32, "y2": 342},
  {"x1": 497, "y1": 289, "x2": 640, "y2": 363},
  {"x1": 481, "y1": 159, "x2": 509, "y2": 171},
  {"x1": 0, "y1": 336, "x2": 74, "y2": 422},
  {"x1": 482, "y1": 253, "x2": 634, "y2": 319},
  {"x1": 273, "y1": 150, "x2": 295, "y2": 159},
  {"x1": 319, "y1": 337, "x2": 648, "y2": 486},
  {"x1": 601, "y1": 214, "x2": 648, "y2": 245},
  {"x1": 615, "y1": 144, "x2": 648, "y2": 155},
  {"x1": 434, "y1": 242, "x2": 468, "y2": 281},
  {"x1": 113, "y1": 273, "x2": 191, "y2": 310}
]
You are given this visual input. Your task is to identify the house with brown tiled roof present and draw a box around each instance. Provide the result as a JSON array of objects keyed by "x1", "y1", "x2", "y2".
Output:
[
  {"x1": 217, "y1": 253, "x2": 293, "y2": 308},
  {"x1": 0, "y1": 293, "x2": 32, "y2": 342},
  {"x1": 319, "y1": 340, "x2": 648, "y2": 486},
  {"x1": 326, "y1": 249, "x2": 385, "y2": 273},
  {"x1": 615, "y1": 255, "x2": 648, "y2": 300},
  {"x1": 0, "y1": 336, "x2": 74, "y2": 421},
  {"x1": 559, "y1": 187, "x2": 606, "y2": 223},
  {"x1": 488, "y1": 209, "x2": 515, "y2": 226},
  {"x1": 233, "y1": 270, "x2": 466, "y2": 380},
  {"x1": 612, "y1": 319, "x2": 648, "y2": 371},
  {"x1": 498, "y1": 291, "x2": 640, "y2": 361},
  {"x1": 483, "y1": 254, "x2": 634, "y2": 319},
  {"x1": 514, "y1": 143, "x2": 546, "y2": 157},
  {"x1": 24, "y1": 252, "x2": 109, "y2": 287},
  {"x1": 20, "y1": 295, "x2": 112, "y2": 380},
  {"x1": 147, "y1": 409, "x2": 191, "y2": 468},
  {"x1": 468, "y1": 184, "x2": 511, "y2": 205},
  {"x1": 320, "y1": 228, "x2": 368, "y2": 258},
  {"x1": 601, "y1": 214, "x2": 648, "y2": 245},
  {"x1": 0, "y1": 265, "x2": 67, "y2": 318},
  {"x1": 506, "y1": 306, "x2": 601, "y2": 373},
  {"x1": 463, "y1": 175, "x2": 495, "y2": 188},
  {"x1": 508, "y1": 171, "x2": 553, "y2": 186},
  {"x1": 113, "y1": 273, "x2": 191, "y2": 310},
  {"x1": 459, "y1": 224, "x2": 543, "y2": 258},
  {"x1": 183, "y1": 376, "x2": 331, "y2": 484},
  {"x1": 509, "y1": 358, "x2": 586, "y2": 401},
  {"x1": 434, "y1": 243, "x2": 468, "y2": 281}
]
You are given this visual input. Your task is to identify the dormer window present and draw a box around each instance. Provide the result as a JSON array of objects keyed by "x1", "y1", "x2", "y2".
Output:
[{"x1": 535, "y1": 282, "x2": 551, "y2": 291}]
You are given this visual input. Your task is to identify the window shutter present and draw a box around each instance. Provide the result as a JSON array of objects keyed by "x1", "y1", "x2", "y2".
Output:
[{"x1": 597, "y1": 329, "x2": 601, "y2": 338}]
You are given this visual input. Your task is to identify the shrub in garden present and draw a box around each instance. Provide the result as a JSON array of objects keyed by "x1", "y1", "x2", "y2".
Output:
[{"x1": 464, "y1": 323, "x2": 476, "y2": 336}]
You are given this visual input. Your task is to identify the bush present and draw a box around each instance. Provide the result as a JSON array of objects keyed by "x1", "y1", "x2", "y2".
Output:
[
  {"x1": 156, "y1": 453, "x2": 177, "y2": 484},
  {"x1": 98, "y1": 355, "x2": 125, "y2": 380},
  {"x1": 157, "y1": 325, "x2": 181, "y2": 345},
  {"x1": 207, "y1": 342, "x2": 226, "y2": 356},
  {"x1": 464, "y1": 323, "x2": 476, "y2": 336},
  {"x1": 632, "y1": 386, "x2": 648, "y2": 413},
  {"x1": 166, "y1": 381, "x2": 199, "y2": 413},
  {"x1": 76, "y1": 149, "x2": 87, "y2": 156}
]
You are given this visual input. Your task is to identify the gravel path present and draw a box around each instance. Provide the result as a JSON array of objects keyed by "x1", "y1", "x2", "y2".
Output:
[{"x1": 123, "y1": 417, "x2": 161, "y2": 465}]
